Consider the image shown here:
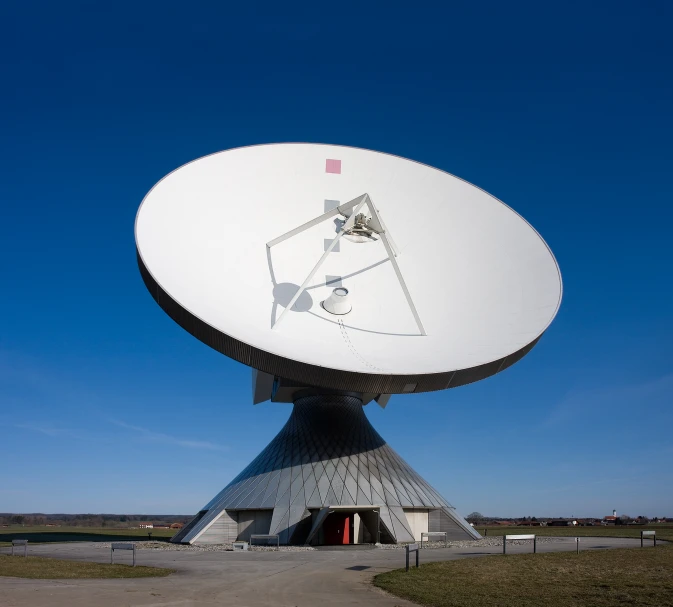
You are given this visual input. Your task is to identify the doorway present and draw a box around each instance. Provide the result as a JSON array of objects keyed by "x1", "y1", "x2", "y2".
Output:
[{"x1": 323, "y1": 512, "x2": 351, "y2": 545}]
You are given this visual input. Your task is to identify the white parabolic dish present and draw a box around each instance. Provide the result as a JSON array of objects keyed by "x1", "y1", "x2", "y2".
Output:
[{"x1": 135, "y1": 143, "x2": 562, "y2": 394}]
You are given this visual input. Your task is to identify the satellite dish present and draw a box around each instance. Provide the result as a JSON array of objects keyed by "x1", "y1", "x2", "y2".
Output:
[
  {"x1": 135, "y1": 144, "x2": 562, "y2": 546},
  {"x1": 136, "y1": 143, "x2": 562, "y2": 395}
]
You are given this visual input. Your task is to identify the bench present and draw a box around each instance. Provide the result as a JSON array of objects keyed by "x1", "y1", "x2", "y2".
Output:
[
  {"x1": 111, "y1": 542, "x2": 136, "y2": 566},
  {"x1": 641, "y1": 530, "x2": 656, "y2": 548},
  {"x1": 420, "y1": 531, "x2": 447, "y2": 548},
  {"x1": 503, "y1": 534, "x2": 536, "y2": 554},
  {"x1": 11, "y1": 539, "x2": 28, "y2": 557}
]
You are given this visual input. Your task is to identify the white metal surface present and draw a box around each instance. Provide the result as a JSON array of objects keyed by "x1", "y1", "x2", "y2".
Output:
[{"x1": 136, "y1": 143, "x2": 562, "y2": 377}]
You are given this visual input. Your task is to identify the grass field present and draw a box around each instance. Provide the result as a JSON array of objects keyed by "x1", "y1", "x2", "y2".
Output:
[
  {"x1": 476, "y1": 524, "x2": 673, "y2": 542},
  {"x1": 0, "y1": 526, "x2": 176, "y2": 547},
  {"x1": 375, "y1": 543, "x2": 673, "y2": 607},
  {"x1": 0, "y1": 554, "x2": 174, "y2": 579}
]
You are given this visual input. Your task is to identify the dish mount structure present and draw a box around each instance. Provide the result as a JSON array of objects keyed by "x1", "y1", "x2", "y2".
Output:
[
  {"x1": 135, "y1": 144, "x2": 562, "y2": 546},
  {"x1": 269, "y1": 193, "x2": 426, "y2": 336}
]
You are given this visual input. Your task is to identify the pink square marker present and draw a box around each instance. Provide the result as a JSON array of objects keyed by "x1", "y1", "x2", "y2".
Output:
[{"x1": 325, "y1": 159, "x2": 341, "y2": 174}]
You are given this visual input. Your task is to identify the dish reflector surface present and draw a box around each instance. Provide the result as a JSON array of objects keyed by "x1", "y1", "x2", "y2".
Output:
[{"x1": 135, "y1": 144, "x2": 561, "y2": 393}]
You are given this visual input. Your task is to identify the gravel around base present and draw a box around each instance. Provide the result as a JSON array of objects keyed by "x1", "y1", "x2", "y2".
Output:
[
  {"x1": 94, "y1": 541, "x2": 316, "y2": 552},
  {"x1": 378, "y1": 537, "x2": 569, "y2": 549},
  {"x1": 92, "y1": 537, "x2": 567, "y2": 552}
]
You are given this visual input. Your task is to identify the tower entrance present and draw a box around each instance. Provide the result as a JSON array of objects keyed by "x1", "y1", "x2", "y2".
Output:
[{"x1": 323, "y1": 512, "x2": 351, "y2": 545}]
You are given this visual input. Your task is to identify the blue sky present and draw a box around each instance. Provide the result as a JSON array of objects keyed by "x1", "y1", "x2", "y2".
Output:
[{"x1": 1, "y1": 1, "x2": 671, "y2": 518}]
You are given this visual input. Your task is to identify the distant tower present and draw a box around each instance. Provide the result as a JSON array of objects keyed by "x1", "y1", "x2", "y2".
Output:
[{"x1": 613, "y1": 509, "x2": 617, "y2": 517}]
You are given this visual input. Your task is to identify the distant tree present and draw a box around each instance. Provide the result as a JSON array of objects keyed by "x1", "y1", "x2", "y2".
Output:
[
  {"x1": 10, "y1": 515, "x2": 25, "y2": 525},
  {"x1": 466, "y1": 512, "x2": 484, "y2": 523}
]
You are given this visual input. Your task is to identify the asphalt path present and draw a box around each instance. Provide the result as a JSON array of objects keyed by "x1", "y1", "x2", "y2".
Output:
[{"x1": 0, "y1": 538, "x2": 645, "y2": 607}]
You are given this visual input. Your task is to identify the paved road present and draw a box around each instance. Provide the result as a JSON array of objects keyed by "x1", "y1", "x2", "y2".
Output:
[{"x1": 0, "y1": 538, "x2": 644, "y2": 607}]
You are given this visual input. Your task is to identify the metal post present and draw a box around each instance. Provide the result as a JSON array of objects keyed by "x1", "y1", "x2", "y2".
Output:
[
  {"x1": 377, "y1": 510, "x2": 380, "y2": 545},
  {"x1": 111, "y1": 547, "x2": 114, "y2": 564},
  {"x1": 133, "y1": 545, "x2": 136, "y2": 567},
  {"x1": 405, "y1": 546, "x2": 410, "y2": 572},
  {"x1": 534, "y1": 536, "x2": 537, "y2": 554},
  {"x1": 654, "y1": 535, "x2": 657, "y2": 547},
  {"x1": 503, "y1": 537, "x2": 506, "y2": 555},
  {"x1": 641, "y1": 533, "x2": 643, "y2": 548},
  {"x1": 576, "y1": 538, "x2": 580, "y2": 554},
  {"x1": 416, "y1": 547, "x2": 419, "y2": 568}
]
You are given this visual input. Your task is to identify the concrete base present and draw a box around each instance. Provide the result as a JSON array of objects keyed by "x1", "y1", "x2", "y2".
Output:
[{"x1": 174, "y1": 394, "x2": 478, "y2": 545}]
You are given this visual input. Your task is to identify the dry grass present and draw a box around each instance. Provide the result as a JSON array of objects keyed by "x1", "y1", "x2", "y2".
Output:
[
  {"x1": 0, "y1": 554, "x2": 174, "y2": 579},
  {"x1": 374, "y1": 544, "x2": 673, "y2": 607},
  {"x1": 477, "y1": 524, "x2": 673, "y2": 543}
]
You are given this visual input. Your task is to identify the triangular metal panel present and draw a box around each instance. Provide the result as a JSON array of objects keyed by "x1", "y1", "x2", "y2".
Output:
[
  {"x1": 260, "y1": 471, "x2": 282, "y2": 508},
  {"x1": 275, "y1": 467, "x2": 293, "y2": 507},
  {"x1": 305, "y1": 507, "x2": 330, "y2": 544},
  {"x1": 272, "y1": 509, "x2": 291, "y2": 544},
  {"x1": 323, "y1": 460, "x2": 336, "y2": 480},
  {"x1": 383, "y1": 487, "x2": 401, "y2": 507},
  {"x1": 344, "y1": 472, "x2": 358, "y2": 504},
  {"x1": 325, "y1": 486, "x2": 338, "y2": 506},
  {"x1": 335, "y1": 460, "x2": 348, "y2": 482},
  {"x1": 388, "y1": 506, "x2": 415, "y2": 543},
  {"x1": 339, "y1": 482, "x2": 356, "y2": 506},
  {"x1": 331, "y1": 471, "x2": 345, "y2": 502},
  {"x1": 358, "y1": 475, "x2": 373, "y2": 504},
  {"x1": 316, "y1": 471, "x2": 330, "y2": 504},
  {"x1": 289, "y1": 472, "x2": 304, "y2": 506},
  {"x1": 378, "y1": 506, "x2": 398, "y2": 542},
  {"x1": 356, "y1": 486, "x2": 371, "y2": 505},
  {"x1": 371, "y1": 486, "x2": 386, "y2": 506},
  {"x1": 306, "y1": 483, "x2": 323, "y2": 508},
  {"x1": 287, "y1": 503, "x2": 308, "y2": 543},
  {"x1": 302, "y1": 472, "x2": 318, "y2": 505},
  {"x1": 242, "y1": 474, "x2": 274, "y2": 509}
]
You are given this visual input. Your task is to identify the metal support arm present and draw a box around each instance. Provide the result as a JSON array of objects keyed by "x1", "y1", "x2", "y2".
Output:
[
  {"x1": 272, "y1": 196, "x2": 367, "y2": 329},
  {"x1": 267, "y1": 193, "x2": 426, "y2": 335}
]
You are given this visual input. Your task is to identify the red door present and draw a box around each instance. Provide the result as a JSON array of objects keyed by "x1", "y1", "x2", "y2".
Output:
[{"x1": 323, "y1": 513, "x2": 351, "y2": 544}]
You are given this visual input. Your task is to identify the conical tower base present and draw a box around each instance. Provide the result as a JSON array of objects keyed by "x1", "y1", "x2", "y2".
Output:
[{"x1": 173, "y1": 395, "x2": 479, "y2": 545}]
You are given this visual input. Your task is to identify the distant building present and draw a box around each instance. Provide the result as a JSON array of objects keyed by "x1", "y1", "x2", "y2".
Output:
[
  {"x1": 170, "y1": 523, "x2": 184, "y2": 529},
  {"x1": 138, "y1": 522, "x2": 153, "y2": 529}
]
